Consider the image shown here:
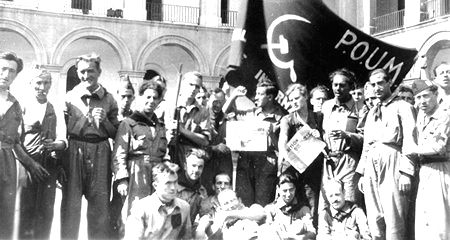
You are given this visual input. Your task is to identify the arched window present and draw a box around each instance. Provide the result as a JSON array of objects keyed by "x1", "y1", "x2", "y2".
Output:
[{"x1": 66, "y1": 65, "x2": 80, "y2": 92}]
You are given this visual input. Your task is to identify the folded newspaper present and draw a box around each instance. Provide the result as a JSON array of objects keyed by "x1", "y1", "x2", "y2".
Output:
[{"x1": 286, "y1": 128, "x2": 326, "y2": 173}]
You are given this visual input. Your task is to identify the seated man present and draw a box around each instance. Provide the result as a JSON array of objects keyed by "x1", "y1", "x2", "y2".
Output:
[
  {"x1": 199, "y1": 172, "x2": 232, "y2": 217},
  {"x1": 196, "y1": 189, "x2": 265, "y2": 240},
  {"x1": 125, "y1": 162, "x2": 192, "y2": 240},
  {"x1": 263, "y1": 172, "x2": 316, "y2": 240},
  {"x1": 317, "y1": 180, "x2": 371, "y2": 240},
  {"x1": 177, "y1": 148, "x2": 208, "y2": 224}
]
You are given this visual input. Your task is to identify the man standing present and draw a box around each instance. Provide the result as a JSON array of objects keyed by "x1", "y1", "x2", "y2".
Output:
[
  {"x1": 225, "y1": 79, "x2": 287, "y2": 206},
  {"x1": 433, "y1": 61, "x2": 450, "y2": 108},
  {"x1": 320, "y1": 69, "x2": 365, "y2": 211},
  {"x1": 19, "y1": 67, "x2": 67, "y2": 239},
  {"x1": 357, "y1": 68, "x2": 417, "y2": 240},
  {"x1": 61, "y1": 53, "x2": 119, "y2": 239},
  {"x1": 409, "y1": 80, "x2": 450, "y2": 240},
  {"x1": 202, "y1": 88, "x2": 233, "y2": 195},
  {"x1": 0, "y1": 52, "x2": 48, "y2": 239},
  {"x1": 167, "y1": 71, "x2": 211, "y2": 167}
]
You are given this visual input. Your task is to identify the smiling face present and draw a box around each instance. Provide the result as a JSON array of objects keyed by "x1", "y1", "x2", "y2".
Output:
[
  {"x1": 434, "y1": 63, "x2": 450, "y2": 91},
  {"x1": 255, "y1": 86, "x2": 270, "y2": 108},
  {"x1": 209, "y1": 91, "x2": 226, "y2": 114},
  {"x1": 278, "y1": 182, "x2": 296, "y2": 205},
  {"x1": 139, "y1": 88, "x2": 161, "y2": 115},
  {"x1": 327, "y1": 183, "x2": 346, "y2": 211},
  {"x1": 31, "y1": 75, "x2": 52, "y2": 102},
  {"x1": 0, "y1": 59, "x2": 18, "y2": 91},
  {"x1": 213, "y1": 174, "x2": 231, "y2": 195},
  {"x1": 184, "y1": 154, "x2": 204, "y2": 181},
  {"x1": 77, "y1": 60, "x2": 101, "y2": 90}
]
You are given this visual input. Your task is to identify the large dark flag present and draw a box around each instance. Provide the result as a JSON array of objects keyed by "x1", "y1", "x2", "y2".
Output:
[{"x1": 226, "y1": 0, "x2": 418, "y2": 97}]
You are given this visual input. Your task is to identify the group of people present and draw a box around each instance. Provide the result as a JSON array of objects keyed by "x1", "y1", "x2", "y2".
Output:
[{"x1": 0, "y1": 50, "x2": 449, "y2": 240}]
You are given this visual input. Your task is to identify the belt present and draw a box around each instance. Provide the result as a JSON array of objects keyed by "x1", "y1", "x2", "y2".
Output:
[
  {"x1": 69, "y1": 134, "x2": 108, "y2": 143},
  {"x1": 421, "y1": 155, "x2": 448, "y2": 164},
  {"x1": 0, "y1": 141, "x2": 14, "y2": 149},
  {"x1": 328, "y1": 151, "x2": 344, "y2": 158}
]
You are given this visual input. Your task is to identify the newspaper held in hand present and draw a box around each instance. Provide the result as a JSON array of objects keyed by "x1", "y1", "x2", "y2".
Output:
[
  {"x1": 226, "y1": 120, "x2": 269, "y2": 152},
  {"x1": 286, "y1": 128, "x2": 326, "y2": 173}
]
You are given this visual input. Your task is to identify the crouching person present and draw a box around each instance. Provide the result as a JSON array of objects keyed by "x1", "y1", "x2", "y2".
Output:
[
  {"x1": 195, "y1": 189, "x2": 265, "y2": 240},
  {"x1": 125, "y1": 162, "x2": 192, "y2": 239},
  {"x1": 263, "y1": 172, "x2": 316, "y2": 240},
  {"x1": 317, "y1": 180, "x2": 371, "y2": 240}
]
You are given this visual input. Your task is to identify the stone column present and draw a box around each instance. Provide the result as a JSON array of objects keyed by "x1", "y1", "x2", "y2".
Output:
[
  {"x1": 199, "y1": 0, "x2": 221, "y2": 27},
  {"x1": 123, "y1": 0, "x2": 147, "y2": 20},
  {"x1": 404, "y1": 0, "x2": 421, "y2": 27},
  {"x1": 361, "y1": 0, "x2": 376, "y2": 34}
]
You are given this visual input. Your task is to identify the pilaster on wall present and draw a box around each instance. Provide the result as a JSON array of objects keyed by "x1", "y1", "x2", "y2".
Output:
[
  {"x1": 362, "y1": 0, "x2": 376, "y2": 34},
  {"x1": 199, "y1": 0, "x2": 221, "y2": 27},
  {"x1": 123, "y1": 0, "x2": 147, "y2": 20},
  {"x1": 404, "y1": 0, "x2": 420, "y2": 27},
  {"x1": 118, "y1": 70, "x2": 146, "y2": 90}
]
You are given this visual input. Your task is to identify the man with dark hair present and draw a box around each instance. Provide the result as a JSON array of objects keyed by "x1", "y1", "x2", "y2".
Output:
[
  {"x1": 125, "y1": 162, "x2": 192, "y2": 239},
  {"x1": 397, "y1": 85, "x2": 415, "y2": 105},
  {"x1": 177, "y1": 148, "x2": 208, "y2": 223},
  {"x1": 199, "y1": 172, "x2": 232, "y2": 217},
  {"x1": 202, "y1": 88, "x2": 233, "y2": 196},
  {"x1": 0, "y1": 51, "x2": 48, "y2": 239},
  {"x1": 224, "y1": 78, "x2": 287, "y2": 206},
  {"x1": 61, "y1": 53, "x2": 119, "y2": 239},
  {"x1": 112, "y1": 80, "x2": 167, "y2": 229},
  {"x1": 357, "y1": 68, "x2": 417, "y2": 240},
  {"x1": 19, "y1": 67, "x2": 67, "y2": 239},
  {"x1": 310, "y1": 85, "x2": 329, "y2": 113},
  {"x1": 320, "y1": 68, "x2": 365, "y2": 218},
  {"x1": 263, "y1": 172, "x2": 316, "y2": 239},
  {"x1": 116, "y1": 74, "x2": 135, "y2": 121}
]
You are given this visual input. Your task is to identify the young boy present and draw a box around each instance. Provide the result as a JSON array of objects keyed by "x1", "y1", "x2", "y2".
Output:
[
  {"x1": 264, "y1": 172, "x2": 316, "y2": 240},
  {"x1": 125, "y1": 163, "x2": 192, "y2": 239},
  {"x1": 318, "y1": 180, "x2": 371, "y2": 240}
]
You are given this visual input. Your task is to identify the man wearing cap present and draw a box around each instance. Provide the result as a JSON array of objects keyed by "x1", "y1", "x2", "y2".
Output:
[
  {"x1": 116, "y1": 74, "x2": 135, "y2": 121},
  {"x1": 19, "y1": 67, "x2": 67, "y2": 239},
  {"x1": 61, "y1": 53, "x2": 119, "y2": 239},
  {"x1": 356, "y1": 68, "x2": 417, "y2": 240},
  {"x1": 409, "y1": 79, "x2": 450, "y2": 240}
]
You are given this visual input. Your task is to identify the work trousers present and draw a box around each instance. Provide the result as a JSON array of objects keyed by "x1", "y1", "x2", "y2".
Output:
[
  {"x1": 236, "y1": 151, "x2": 277, "y2": 207},
  {"x1": 19, "y1": 154, "x2": 59, "y2": 239},
  {"x1": 0, "y1": 148, "x2": 17, "y2": 239},
  {"x1": 362, "y1": 143, "x2": 410, "y2": 240},
  {"x1": 61, "y1": 140, "x2": 111, "y2": 239}
]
